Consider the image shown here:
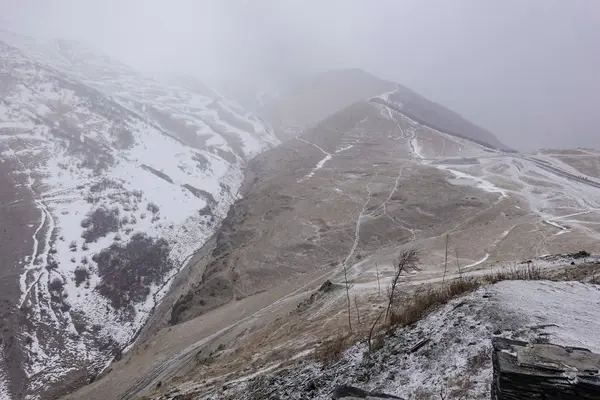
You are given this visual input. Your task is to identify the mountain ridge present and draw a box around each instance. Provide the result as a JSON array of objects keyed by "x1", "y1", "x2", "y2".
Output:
[{"x1": 239, "y1": 68, "x2": 510, "y2": 152}]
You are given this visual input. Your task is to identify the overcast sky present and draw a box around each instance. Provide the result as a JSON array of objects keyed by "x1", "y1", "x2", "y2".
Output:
[{"x1": 1, "y1": 0, "x2": 599, "y2": 151}]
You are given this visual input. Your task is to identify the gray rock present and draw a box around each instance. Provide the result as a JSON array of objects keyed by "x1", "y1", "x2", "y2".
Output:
[
  {"x1": 331, "y1": 385, "x2": 404, "y2": 399},
  {"x1": 492, "y1": 337, "x2": 600, "y2": 399}
]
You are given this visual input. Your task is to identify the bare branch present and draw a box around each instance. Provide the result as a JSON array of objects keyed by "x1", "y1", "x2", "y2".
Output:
[
  {"x1": 443, "y1": 234, "x2": 449, "y2": 286},
  {"x1": 368, "y1": 309, "x2": 385, "y2": 352},
  {"x1": 354, "y1": 293, "x2": 361, "y2": 325},
  {"x1": 343, "y1": 259, "x2": 353, "y2": 332},
  {"x1": 455, "y1": 248, "x2": 462, "y2": 280},
  {"x1": 375, "y1": 262, "x2": 381, "y2": 296},
  {"x1": 385, "y1": 248, "x2": 418, "y2": 323}
]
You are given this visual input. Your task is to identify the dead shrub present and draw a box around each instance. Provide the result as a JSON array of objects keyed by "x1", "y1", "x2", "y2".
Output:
[
  {"x1": 445, "y1": 277, "x2": 481, "y2": 297},
  {"x1": 386, "y1": 249, "x2": 419, "y2": 323}
]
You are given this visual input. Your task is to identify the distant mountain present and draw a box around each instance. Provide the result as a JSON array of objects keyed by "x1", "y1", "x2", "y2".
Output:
[
  {"x1": 255, "y1": 69, "x2": 395, "y2": 139},
  {"x1": 0, "y1": 30, "x2": 278, "y2": 399},
  {"x1": 372, "y1": 88, "x2": 510, "y2": 150},
  {"x1": 242, "y1": 68, "x2": 509, "y2": 150}
]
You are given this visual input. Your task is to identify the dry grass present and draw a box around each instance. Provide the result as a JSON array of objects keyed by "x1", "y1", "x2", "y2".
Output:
[
  {"x1": 388, "y1": 278, "x2": 481, "y2": 328},
  {"x1": 551, "y1": 262, "x2": 600, "y2": 282},
  {"x1": 313, "y1": 333, "x2": 353, "y2": 365},
  {"x1": 484, "y1": 262, "x2": 543, "y2": 283},
  {"x1": 448, "y1": 375, "x2": 475, "y2": 399},
  {"x1": 410, "y1": 387, "x2": 436, "y2": 400},
  {"x1": 388, "y1": 262, "x2": 599, "y2": 333}
]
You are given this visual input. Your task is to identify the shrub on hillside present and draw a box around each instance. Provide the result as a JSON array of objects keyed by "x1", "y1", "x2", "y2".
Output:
[
  {"x1": 74, "y1": 265, "x2": 90, "y2": 286},
  {"x1": 94, "y1": 233, "x2": 173, "y2": 312},
  {"x1": 80, "y1": 207, "x2": 121, "y2": 243},
  {"x1": 146, "y1": 202, "x2": 160, "y2": 214},
  {"x1": 113, "y1": 128, "x2": 135, "y2": 150},
  {"x1": 48, "y1": 277, "x2": 64, "y2": 292}
]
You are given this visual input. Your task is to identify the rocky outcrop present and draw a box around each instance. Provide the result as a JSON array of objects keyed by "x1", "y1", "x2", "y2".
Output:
[
  {"x1": 492, "y1": 337, "x2": 600, "y2": 399},
  {"x1": 332, "y1": 385, "x2": 403, "y2": 399}
]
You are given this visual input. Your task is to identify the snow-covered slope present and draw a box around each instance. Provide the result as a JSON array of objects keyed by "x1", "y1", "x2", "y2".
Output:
[
  {"x1": 0, "y1": 30, "x2": 278, "y2": 398},
  {"x1": 372, "y1": 90, "x2": 510, "y2": 151}
]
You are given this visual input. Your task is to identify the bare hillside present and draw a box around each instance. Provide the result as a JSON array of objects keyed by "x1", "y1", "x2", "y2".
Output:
[
  {"x1": 65, "y1": 93, "x2": 600, "y2": 399},
  {"x1": 253, "y1": 68, "x2": 510, "y2": 152}
]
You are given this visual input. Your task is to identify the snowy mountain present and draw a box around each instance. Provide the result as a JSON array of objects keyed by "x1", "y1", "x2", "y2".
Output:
[{"x1": 0, "y1": 30, "x2": 278, "y2": 399}]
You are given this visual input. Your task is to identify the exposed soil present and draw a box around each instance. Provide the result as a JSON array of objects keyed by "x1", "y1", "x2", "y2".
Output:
[{"x1": 0, "y1": 158, "x2": 38, "y2": 399}]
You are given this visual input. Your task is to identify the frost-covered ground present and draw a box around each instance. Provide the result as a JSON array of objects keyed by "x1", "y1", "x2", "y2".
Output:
[
  {"x1": 163, "y1": 280, "x2": 600, "y2": 400},
  {"x1": 0, "y1": 30, "x2": 278, "y2": 398},
  {"x1": 376, "y1": 96, "x2": 600, "y2": 255},
  {"x1": 0, "y1": 354, "x2": 9, "y2": 400}
]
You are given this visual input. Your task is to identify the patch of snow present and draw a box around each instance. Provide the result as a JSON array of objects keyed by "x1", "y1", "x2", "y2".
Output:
[
  {"x1": 437, "y1": 165, "x2": 508, "y2": 198},
  {"x1": 463, "y1": 253, "x2": 490, "y2": 269},
  {"x1": 296, "y1": 138, "x2": 353, "y2": 183},
  {"x1": 492, "y1": 280, "x2": 600, "y2": 352},
  {"x1": 411, "y1": 136, "x2": 424, "y2": 160}
]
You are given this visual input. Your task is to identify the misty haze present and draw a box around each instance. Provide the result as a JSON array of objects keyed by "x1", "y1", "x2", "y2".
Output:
[{"x1": 1, "y1": 1, "x2": 600, "y2": 400}]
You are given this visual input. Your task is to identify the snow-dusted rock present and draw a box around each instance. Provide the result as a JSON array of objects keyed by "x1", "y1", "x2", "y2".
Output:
[
  {"x1": 331, "y1": 385, "x2": 403, "y2": 399},
  {"x1": 492, "y1": 337, "x2": 600, "y2": 399}
]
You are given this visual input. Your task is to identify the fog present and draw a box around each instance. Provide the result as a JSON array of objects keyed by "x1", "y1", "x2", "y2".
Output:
[{"x1": 1, "y1": 0, "x2": 599, "y2": 151}]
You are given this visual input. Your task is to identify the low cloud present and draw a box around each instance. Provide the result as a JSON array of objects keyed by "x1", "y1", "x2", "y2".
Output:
[{"x1": 1, "y1": 0, "x2": 599, "y2": 150}]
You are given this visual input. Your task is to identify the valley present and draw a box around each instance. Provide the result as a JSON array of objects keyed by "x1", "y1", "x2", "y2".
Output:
[
  {"x1": 64, "y1": 95, "x2": 600, "y2": 399},
  {"x1": 1, "y1": 30, "x2": 600, "y2": 400}
]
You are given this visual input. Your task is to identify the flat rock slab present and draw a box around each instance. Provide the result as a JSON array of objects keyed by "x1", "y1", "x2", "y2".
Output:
[
  {"x1": 332, "y1": 385, "x2": 404, "y2": 399},
  {"x1": 492, "y1": 337, "x2": 600, "y2": 399}
]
